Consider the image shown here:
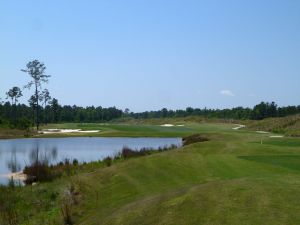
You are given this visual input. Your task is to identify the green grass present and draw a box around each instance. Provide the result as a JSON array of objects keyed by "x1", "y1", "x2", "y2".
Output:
[
  {"x1": 262, "y1": 138, "x2": 300, "y2": 147},
  {"x1": 40, "y1": 122, "x2": 234, "y2": 138},
  {"x1": 239, "y1": 155, "x2": 300, "y2": 171},
  {"x1": 2, "y1": 122, "x2": 300, "y2": 224}
]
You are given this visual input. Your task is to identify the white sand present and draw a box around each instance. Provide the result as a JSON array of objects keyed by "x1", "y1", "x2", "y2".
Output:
[
  {"x1": 160, "y1": 124, "x2": 175, "y2": 127},
  {"x1": 256, "y1": 131, "x2": 270, "y2": 134},
  {"x1": 270, "y1": 135, "x2": 284, "y2": 138},
  {"x1": 39, "y1": 129, "x2": 100, "y2": 134},
  {"x1": 232, "y1": 124, "x2": 246, "y2": 130},
  {"x1": 0, "y1": 172, "x2": 27, "y2": 181}
]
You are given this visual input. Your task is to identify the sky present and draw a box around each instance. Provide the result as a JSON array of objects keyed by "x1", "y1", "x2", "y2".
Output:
[{"x1": 0, "y1": 0, "x2": 299, "y2": 112}]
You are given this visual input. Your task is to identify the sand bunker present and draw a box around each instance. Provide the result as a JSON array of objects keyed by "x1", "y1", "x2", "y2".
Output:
[
  {"x1": 232, "y1": 124, "x2": 246, "y2": 130},
  {"x1": 160, "y1": 124, "x2": 185, "y2": 127},
  {"x1": 256, "y1": 131, "x2": 270, "y2": 134},
  {"x1": 269, "y1": 135, "x2": 284, "y2": 138},
  {"x1": 160, "y1": 124, "x2": 175, "y2": 127},
  {"x1": 39, "y1": 129, "x2": 100, "y2": 134},
  {"x1": 0, "y1": 172, "x2": 27, "y2": 181}
]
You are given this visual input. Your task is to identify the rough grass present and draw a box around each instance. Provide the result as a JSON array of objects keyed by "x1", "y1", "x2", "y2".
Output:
[
  {"x1": 246, "y1": 114, "x2": 300, "y2": 136},
  {"x1": 0, "y1": 127, "x2": 31, "y2": 139}
]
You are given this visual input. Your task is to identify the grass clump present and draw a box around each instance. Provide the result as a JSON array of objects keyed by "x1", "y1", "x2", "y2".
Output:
[
  {"x1": 183, "y1": 134, "x2": 209, "y2": 146},
  {"x1": 0, "y1": 183, "x2": 20, "y2": 225},
  {"x1": 118, "y1": 144, "x2": 179, "y2": 159}
]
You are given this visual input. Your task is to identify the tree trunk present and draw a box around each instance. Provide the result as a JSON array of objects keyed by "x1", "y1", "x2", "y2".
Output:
[
  {"x1": 35, "y1": 85, "x2": 39, "y2": 131},
  {"x1": 44, "y1": 102, "x2": 48, "y2": 125}
]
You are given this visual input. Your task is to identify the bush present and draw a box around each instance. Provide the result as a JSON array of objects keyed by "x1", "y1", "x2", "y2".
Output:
[
  {"x1": 118, "y1": 144, "x2": 178, "y2": 160},
  {"x1": 183, "y1": 134, "x2": 209, "y2": 146},
  {"x1": 72, "y1": 159, "x2": 79, "y2": 166},
  {"x1": 23, "y1": 162, "x2": 57, "y2": 184},
  {"x1": 103, "y1": 157, "x2": 112, "y2": 167}
]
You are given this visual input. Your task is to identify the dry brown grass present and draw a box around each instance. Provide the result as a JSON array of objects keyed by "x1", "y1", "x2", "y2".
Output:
[{"x1": 246, "y1": 114, "x2": 300, "y2": 136}]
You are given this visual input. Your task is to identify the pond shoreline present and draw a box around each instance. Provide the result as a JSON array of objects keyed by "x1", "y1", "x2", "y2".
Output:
[{"x1": 0, "y1": 136, "x2": 182, "y2": 185}]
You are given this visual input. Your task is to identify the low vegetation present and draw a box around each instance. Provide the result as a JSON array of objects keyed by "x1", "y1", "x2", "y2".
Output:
[
  {"x1": 0, "y1": 185, "x2": 20, "y2": 225},
  {"x1": 246, "y1": 114, "x2": 300, "y2": 136},
  {"x1": 182, "y1": 134, "x2": 209, "y2": 146},
  {"x1": 23, "y1": 144, "x2": 180, "y2": 184},
  {"x1": 118, "y1": 145, "x2": 179, "y2": 159}
]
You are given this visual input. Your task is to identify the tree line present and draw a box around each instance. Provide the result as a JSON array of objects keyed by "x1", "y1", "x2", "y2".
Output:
[
  {"x1": 0, "y1": 101, "x2": 123, "y2": 126},
  {"x1": 1, "y1": 99, "x2": 299, "y2": 129},
  {"x1": 1, "y1": 60, "x2": 299, "y2": 130},
  {"x1": 131, "y1": 102, "x2": 300, "y2": 120}
]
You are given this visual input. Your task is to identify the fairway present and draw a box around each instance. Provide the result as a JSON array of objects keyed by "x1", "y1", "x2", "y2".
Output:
[
  {"x1": 8, "y1": 122, "x2": 300, "y2": 225},
  {"x1": 239, "y1": 155, "x2": 300, "y2": 171},
  {"x1": 41, "y1": 122, "x2": 236, "y2": 137}
]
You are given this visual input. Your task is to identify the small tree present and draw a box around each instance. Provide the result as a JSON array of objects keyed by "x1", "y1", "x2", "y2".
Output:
[
  {"x1": 6, "y1": 87, "x2": 22, "y2": 105},
  {"x1": 124, "y1": 108, "x2": 130, "y2": 116},
  {"x1": 51, "y1": 98, "x2": 59, "y2": 123},
  {"x1": 22, "y1": 60, "x2": 51, "y2": 130},
  {"x1": 6, "y1": 87, "x2": 22, "y2": 123},
  {"x1": 40, "y1": 89, "x2": 52, "y2": 124}
]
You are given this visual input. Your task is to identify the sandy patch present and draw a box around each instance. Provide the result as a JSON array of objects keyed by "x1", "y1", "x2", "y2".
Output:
[
  {"x1": 0, "y1": 171, "x2": 27, "y2": 181},
  {"x1": 256, "y1": 131, "x2": 270, "y2": 134},
  {"x1": 232, "y1": 124, "x2": 246, "y2": 130},
  {"x1": 160, "y1": 124, "x2": 175, "y2": 127},
  {"x1": 177, "y1": 125, "x2": 185, "y2": 127},
  {"x1": 269, "y1": 135, "x2": 284, "y2": 138},
  {"x1": 39, "y1": 129, "x2": 100, "y2": 134}
]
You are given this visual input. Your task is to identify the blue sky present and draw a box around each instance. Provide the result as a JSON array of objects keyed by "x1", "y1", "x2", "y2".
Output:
[{"x1": 1, "y1": 0, "x2": 299, "y2": 112}]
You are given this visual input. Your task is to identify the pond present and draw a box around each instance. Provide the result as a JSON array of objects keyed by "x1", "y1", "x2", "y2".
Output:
[{"x1": 0, "y1": 137, "x2": 182, "y2": 185}]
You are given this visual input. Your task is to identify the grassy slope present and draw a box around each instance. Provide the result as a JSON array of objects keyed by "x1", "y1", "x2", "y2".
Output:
[
  {"x1": 9, "y1": 122, "x2": 299, "y2": 225},
  {"x1": 245, "y1": 114, "x2": 300, "y2": 136},
  {"x1": 74, "y1": 131, "x2": 300, "y2": 225}
]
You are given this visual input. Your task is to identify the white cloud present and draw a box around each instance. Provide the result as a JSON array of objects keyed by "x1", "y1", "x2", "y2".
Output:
[{"x1": 220, "y1": 90, "x2": 235, "y2": 97}]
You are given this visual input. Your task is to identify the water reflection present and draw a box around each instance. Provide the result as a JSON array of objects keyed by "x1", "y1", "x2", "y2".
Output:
[
  {"x1": 6, "y1": 148, "x2": 21, "y2": 173},
  {"x1": 0, "y1": 137, "x2": 182, "y2": 185},
  {"x1": 28, "y1": 146, "x2": 58, "y2": 166}
]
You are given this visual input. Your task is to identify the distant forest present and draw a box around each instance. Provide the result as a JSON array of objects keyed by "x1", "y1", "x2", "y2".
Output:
[{"x1": 1, "y1": 100, "x2": 300, "y2": 128}]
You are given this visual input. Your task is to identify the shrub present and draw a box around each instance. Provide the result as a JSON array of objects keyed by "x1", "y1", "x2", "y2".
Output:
[
  {"x1": 23, "y1": 162, "x2": 53, "y2": 183},
  {"x1": 103, "y1": 156, "x2": 113, "y2": 167},
  {"x1": 61, "y1": 199, "x2": 73, "y2": 225},
  {"x1": 118, "y1": 144, "x2": 178, "y2": 160},
  {"x1": 72, "y1": 159, "x2": 79, "y2": 166},
  {"x1": 61, "y1": 181, "x2": 83, "y2": 225},
  {"x1": 183, "y1": 134, "x2": 209, "y2": 146}
]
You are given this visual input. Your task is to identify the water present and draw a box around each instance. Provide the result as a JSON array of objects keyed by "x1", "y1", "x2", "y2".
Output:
[{"x1": 0, "y1": 137, "x2": 182, "y2": 185}]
